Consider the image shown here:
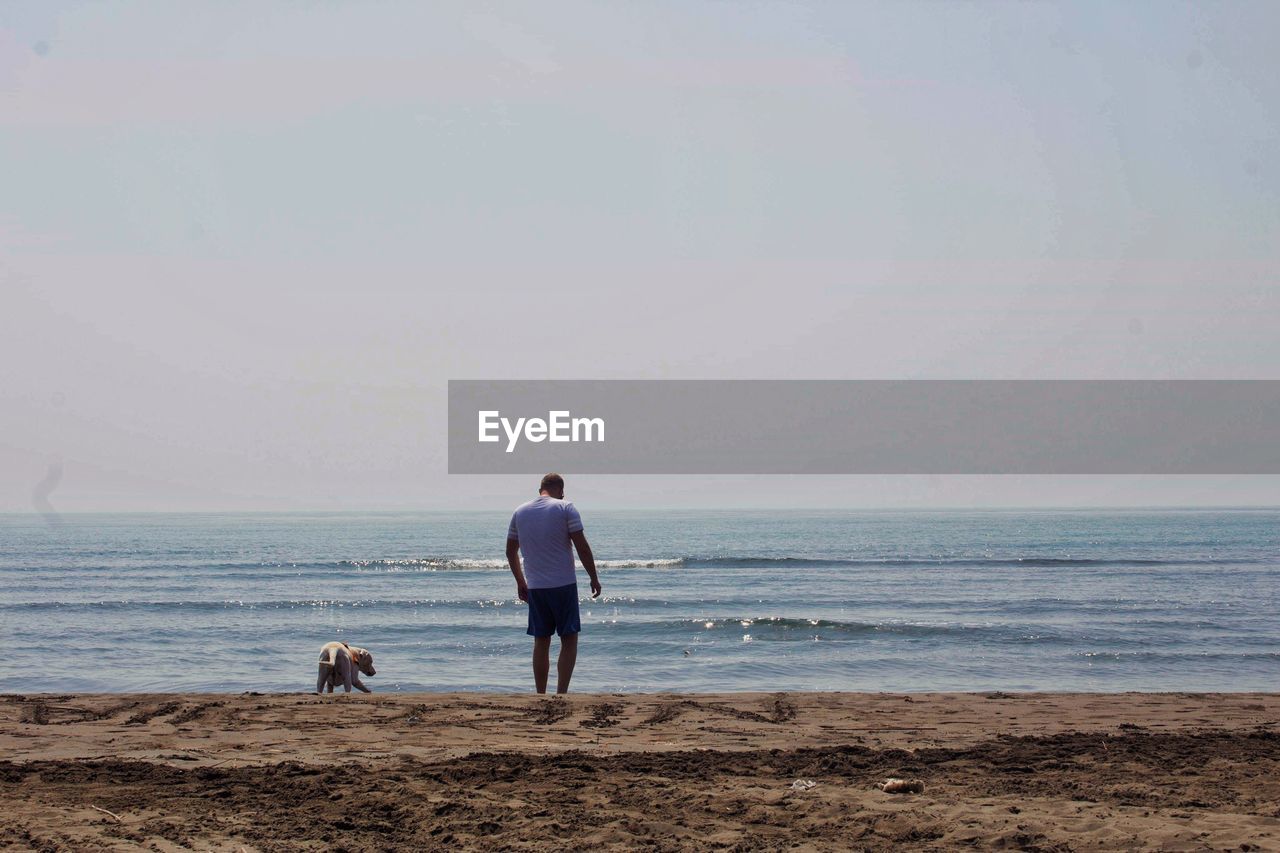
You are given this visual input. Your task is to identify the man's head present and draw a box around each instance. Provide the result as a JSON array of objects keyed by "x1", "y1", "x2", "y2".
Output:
[{"x1": 539, "y1": 473, "x2": 565, "y2": 499}]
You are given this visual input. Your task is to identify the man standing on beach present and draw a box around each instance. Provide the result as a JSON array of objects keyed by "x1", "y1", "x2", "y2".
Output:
[{"x1": 505, "y1": 473, "x2": 602, "y2": 694}]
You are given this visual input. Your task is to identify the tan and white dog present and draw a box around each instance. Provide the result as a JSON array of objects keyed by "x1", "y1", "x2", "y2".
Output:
[{"x1": 316, "y1": 641, "x2": 375, "y2": 694}]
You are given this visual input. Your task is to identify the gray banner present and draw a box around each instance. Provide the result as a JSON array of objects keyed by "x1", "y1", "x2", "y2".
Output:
[{"x1": 448, "y1": 380, "x2": 1280, "y2": 474}]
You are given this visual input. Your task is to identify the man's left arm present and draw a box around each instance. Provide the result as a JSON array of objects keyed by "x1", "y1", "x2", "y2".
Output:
[{"x1": 570, "y1": 531, "x2": 601, "y2": 599}]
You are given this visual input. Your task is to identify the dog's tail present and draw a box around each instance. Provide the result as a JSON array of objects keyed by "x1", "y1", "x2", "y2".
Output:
[{"x1": 318, "y1": 642, "x2": 352, "y2": 668}]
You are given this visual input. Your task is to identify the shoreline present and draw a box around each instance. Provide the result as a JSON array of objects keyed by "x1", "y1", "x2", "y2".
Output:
[{"x1": 3, "y1": 692, "x2": 1278, "y2": 850}]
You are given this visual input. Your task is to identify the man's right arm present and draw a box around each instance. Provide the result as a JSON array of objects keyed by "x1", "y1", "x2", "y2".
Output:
[{"x1": 506, "y1": 538, "x2": 528, "y2": 602}]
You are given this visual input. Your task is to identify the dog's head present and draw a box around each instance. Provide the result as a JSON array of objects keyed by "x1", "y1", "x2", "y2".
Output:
[{"x1": 350, "y1": 647, "x2": 376, "y2": 677}]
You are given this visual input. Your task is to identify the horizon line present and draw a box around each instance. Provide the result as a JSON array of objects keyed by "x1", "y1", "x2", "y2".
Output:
[{"x1": 3, "y1": 504, "x2": 1280, "y2": 516}]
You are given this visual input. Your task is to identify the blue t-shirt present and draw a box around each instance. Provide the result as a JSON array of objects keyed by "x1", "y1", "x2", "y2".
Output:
[{"x1": 507, "y1": 496, "x2": 583, "y2": 589}]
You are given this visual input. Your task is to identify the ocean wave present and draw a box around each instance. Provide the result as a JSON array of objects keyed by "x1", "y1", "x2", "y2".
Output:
[
  {"x1": 681, "y1": 556, "x2": 1261, "y2": 568},
  {"x1": 340, "y1": 557, "x2": 684, "y2": 571},
  {"x1": 1078, "y1": 650, "x2": 1280, "y2": 661},
  {"x1": 1, "y1": 554, "x2": 1263, "y2": 579},
  {"x1": 637, "y1": 615, "x2": 1064, "y2": 641},
  {"x1": 0, "y1": 594, "x2": 651, "y2": 612},
  {"x1": 0, "y1": 598, "x2": 518, "y2": 612},
  {"x1": 0, "y1": 604, "x2": 1067, "y2": 644}
]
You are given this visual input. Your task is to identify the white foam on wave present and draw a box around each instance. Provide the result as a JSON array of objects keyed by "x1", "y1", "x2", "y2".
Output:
[{"x1": 343, "y1": 557, "x2": 684, "y2": 571}]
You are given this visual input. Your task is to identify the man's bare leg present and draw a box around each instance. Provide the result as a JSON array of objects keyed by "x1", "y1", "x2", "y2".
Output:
[
  {"x1": 556, "y1": 632, "x2": 578, "y2": 694},
  {"x1": 532, "y1": 635, "x2": 552, "y2": 694}
]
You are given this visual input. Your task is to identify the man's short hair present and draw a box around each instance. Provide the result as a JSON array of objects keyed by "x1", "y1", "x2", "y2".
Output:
[{"x1": 540, "y1": 473, "x2": 564, "y2": 493}]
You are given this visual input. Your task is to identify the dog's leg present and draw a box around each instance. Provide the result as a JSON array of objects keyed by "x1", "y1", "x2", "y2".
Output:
[
  {"x1": 337, "y1": 653, "x2": 354, "y2": 693},
  {"x1": 317, "y1": 644, "x2": 338, "y2": 694}
]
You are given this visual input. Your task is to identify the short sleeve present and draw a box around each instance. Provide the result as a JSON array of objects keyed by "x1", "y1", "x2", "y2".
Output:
[
  {"x1": 507, "y1": 512, "x2": 519, "y2": 541},
  {"x1": 564, "y1": 501, "x2": 583, "y2": 533}
]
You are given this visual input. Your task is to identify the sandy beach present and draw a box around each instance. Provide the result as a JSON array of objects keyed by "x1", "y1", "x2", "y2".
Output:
[{"x1": 1, "y1": 692, "x2": 1277, "y2": 851}]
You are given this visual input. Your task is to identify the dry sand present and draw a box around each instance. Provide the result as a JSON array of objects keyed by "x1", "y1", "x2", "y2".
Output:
[{"x1": 2, "y1": 691, "x2": 1278, "y2": 851}]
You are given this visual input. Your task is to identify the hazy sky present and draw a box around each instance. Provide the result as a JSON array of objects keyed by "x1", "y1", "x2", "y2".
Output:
[{"x1": 2, "y1": 1, "x2": 1278, "y2": 511}]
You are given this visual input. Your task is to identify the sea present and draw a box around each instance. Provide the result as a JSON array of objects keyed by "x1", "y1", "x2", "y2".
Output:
[{"x1": 1, "y1": 509, "x2": 1277, "y2": 694}]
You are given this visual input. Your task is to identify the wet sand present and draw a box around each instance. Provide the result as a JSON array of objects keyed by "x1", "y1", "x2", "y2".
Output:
[{"x1": 2, "y1": 691, "x2": 1278, "y2": 851}]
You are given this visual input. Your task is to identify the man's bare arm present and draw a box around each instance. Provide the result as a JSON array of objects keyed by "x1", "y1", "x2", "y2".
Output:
[
  {"x1": 506, "y1": 538, "x2": 528, "y2": 602},
  {"x1": 570, "y1": 530, "x2": 602, "y2": 599}
]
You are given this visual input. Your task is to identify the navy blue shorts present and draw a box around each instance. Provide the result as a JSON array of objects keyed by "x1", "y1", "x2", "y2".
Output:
[{"x1": 527, "y1": 583, "x2": 581, "y2": 638}]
